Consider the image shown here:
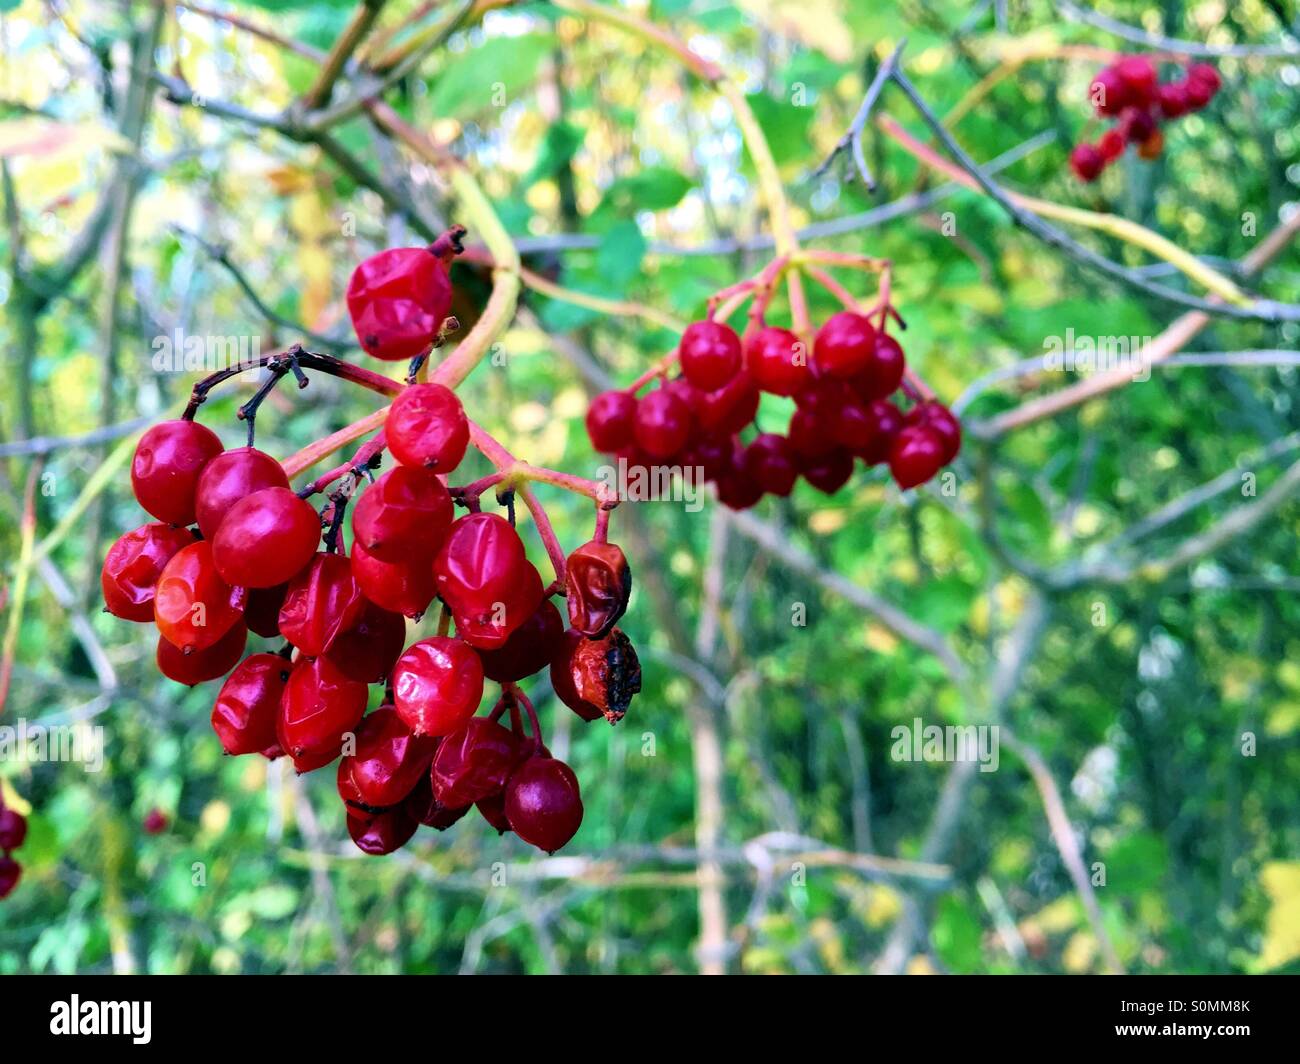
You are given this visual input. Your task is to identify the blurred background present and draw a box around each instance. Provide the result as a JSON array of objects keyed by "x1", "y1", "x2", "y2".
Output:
[{"x1": 1, "y1": 0, "x2": 1299, "y2": 975}]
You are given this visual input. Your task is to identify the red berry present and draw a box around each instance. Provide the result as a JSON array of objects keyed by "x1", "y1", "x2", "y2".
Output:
[
  {"x1": 1089, "y1": 66, "x2": 1130, "y2": 116},
  {"x1": 678, "y1": 320, "x2": 742, "y2": 391},
  {"x1": 131, "y1": 419, "x2": 223, "y2": 526},
  {"x1": 888, "y1": 424, "x2": 946, "y2": 489},
  {"x1": 476, "y1": 791, "x2": 511, "y2": 834},
  {"x1": 352, "y1": 466, "x2": 453, "y2": 563},
  {"x1": 405, "y1": 773, "x2": 471, "y2": 830},
  {"x1": 1184, "y1": 76, "x2": 1213, "y2": 110},
  {"x1": 685, "y1": 433, "x2": 735, "y2": 482},
  {"x1": 1115, "y1": 56, "x2": 1158, "y2": 104},
  {"x1": 142, "y1": 808, "x2": 168, "y2": 835},
  {"x1": 154, "y1": 541, "x2": 244, "y2": 652},
  {"x1": 243, "y1": 583, "x2": 288, "y2": 639},
  {"x1": 476, "y1": 597, "x2": 565, "y2": 683},
  {"x1": 692, "y1": 370, "x2": 760, "y2": 435},
  {"x1": 432, "y1": 513, "x2": 533, "y2": 642},
  {"x1": 1156, "y1": 81, "x2": 1189, "y2": 119},
  {"x1": 277, "y1": 553, "x2": 366, "y2": 657},
  {"x1": 0, "y1": 855, "x2": 20, "y2": 899},
  {"x1": 906, "y1": 401, "x2": 962, "y2": 464},
  {"x1": 799, "y1": 448, "x2": 855, "y2": 494},
  {"x1": 351, "y1": 539, "x2": 436, "y2": 618},
  {"x1": 431, "y1": 716, "x2": 524, "y2": 808},
  {"x1": 585, "y1": 390, "x2": 638, "y2": 453},
  {"x1": 385, "y1": 383, "x2": 469, "y2": 472},
  {"x1": 211, "y1": 487, "x2": 321, "y2": 589},
  {"x1": 1069, "y1": 143, "x2": 1105, "y2": 182},
  {"x1": 339, "y1": 705, "x2": 438, "y2": 810},
  {"x1": 211, "y1": 653, "x2": 287, "y2": 756},
  {"x1": 714, "y1": 466, "x2": 764, "y2": 510},
  {"x1": 505, "y1": 754, "x2": 583, "y2": 853},
  {"x1": 347, "y1": 246, "x2": 452, "y2": 362},
  {"x1": 858, "y1": 399, "x2": 904, "y2": 464},
  {"x1": 277, "y1": 656, "x2": 369, "y2": 773},
  {"x1": 741, "y1": 433, "x2": 798, "y2": 496},
  {"x1": 787, "y1": 405, "x2": 838, "y2": 459},
  {"x1": 853, "y1": 331, "x2": 906, "y2": 401},
  {"x1": 565, "y1": 540, "x2": 631, "y2": 638},
  {"x1": 745, "y1": 325, "x2": 810, "y2": 397},
  {"x1": 1098, "y1": 128, "x2": 1128, "y2": 161},
  {"x1": 347, "y1": 802, "x2": 419, "y2": 855},
  {"x1": 455, "y1": 560, "x2": 543, "y2": 651},
  {"x1": 194, "y1": 447, "x2": 289, "y2": 540},
  {"x1": 1186, "y1": 62, "x2": 1221, "y2": 95},
  {"x1": 156, "y1": 622, "x2": 247, "y2": 686},
  {"x1": 324, "y1": 601, "x2": 407, "y2": 684},
  {"x1": 633, "y1": 387, "x2": 693, "y2": 459},
  {"x1": 1120, "y1": 107, "x2": 1157, "y2": 144},
  {"x1": 101, "y1": 522, "x2": 195, "y2": 622},
  {"x1": 550, "y1": 627, "x2": 641, "y2": 724},
  {"x1": 0, "y1": 807, "x2": 28, "y2": 851},
  {"x1": 813, "y1": 311, "x2": 877, "y2": 379},
  {"x1": 391, "y1": 635, "x2": 485, "y2": 736}
]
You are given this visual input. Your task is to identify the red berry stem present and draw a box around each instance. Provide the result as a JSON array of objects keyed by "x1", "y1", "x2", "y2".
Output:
[
  {"x1": 429, "y1": 224, "x2": 468, "y2": 264},
  {"x1": 450, "y1": 471, "x2": 509, "y2": 511},
  {"x1": 593, "y1": 506, "x2": 610, "y2": 545},
  {"x1": 297, "y1": 430, "x2": 388, "y2": 499},
  {"x1": 504, "y1": 682, "x2": 544, "y2": 750},
  {"x1": 235, "y1": 351, "x2": 303, "y2": 447},
  {"x1": 803, "y1": 264, "x2": 860, "y2": 311}
]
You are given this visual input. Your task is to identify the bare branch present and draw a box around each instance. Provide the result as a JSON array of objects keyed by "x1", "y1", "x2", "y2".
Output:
[
  {"x1": 1056, "y1": 0, "x2": 1299, "y2": 57},
  {"x1": 811, "y1": 41, "x2": 905, "y2": 189}
]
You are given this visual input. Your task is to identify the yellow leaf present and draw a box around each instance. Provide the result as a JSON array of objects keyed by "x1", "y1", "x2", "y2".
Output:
[{"x1": 1258, "y1": 861, "x2": 1300, "y2": 971}]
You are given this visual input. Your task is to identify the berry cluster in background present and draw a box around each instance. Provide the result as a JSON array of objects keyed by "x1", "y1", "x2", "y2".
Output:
[
  {"x1": 0, "y1": 795, "x2": 26, "y2": 901},
  {"x1": 100, "y1": 229, "x2": 640, "y2": 858},
  {"x1": 1070, "y1": 55, "x2": 1222, "y2": 181},
  {"x1": 585, "y1": 251, "x2": 961, "y2": 507}
]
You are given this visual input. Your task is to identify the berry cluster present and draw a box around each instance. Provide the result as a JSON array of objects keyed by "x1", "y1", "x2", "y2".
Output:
[
  {"x1": 0, "y1": 796, "x2": 26, "y2": 901},
  {"x1": 585, "y1": 255, "x2": 961, "y2": 506},
  {"x1": 102, "y1": 229, "x2": 640, "y2": 856},
  {"x1": 1070, "y1": 56, "x2": 1222, "y2": 181}
]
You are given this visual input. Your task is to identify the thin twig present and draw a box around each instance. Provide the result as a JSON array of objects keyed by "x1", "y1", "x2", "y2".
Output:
[
  {"x1": 1056, "y1": 0, "x2": 1299, "y2": 57},
  {"x1": 811, "y1": 41, "x2": 905, "y2": 189}
]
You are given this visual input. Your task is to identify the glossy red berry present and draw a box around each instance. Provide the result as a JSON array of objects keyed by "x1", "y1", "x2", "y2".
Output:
[
  {"x1": 1089, "y1": 66, "x2": 1130, "y2": 116},
  {"x1": 854, "y1": 331, "x2": 906, "y2": 401},
  {"x1": 741, "y1": 433, "x2": 798, "y2": 497},
  {"x1": 1115, "y1": 56, "x2": 1158, "y2": 104},
  {"x1": 550, "y1": 626, "x2": 641, "y2": 724},
  {"x1": 1186, "y1": 62, "x2": 1221, "y2": 95},
  {"x1": 1098, "y1": 128, "x2": 1127, "y2": 161},
  {"x1": 347, "y1": 802, "x2": 418, "y2": 855},
  {"x1": 565, "y1": 540, "x2": 631, "y2": 638},
  {"x1": 433, "y1": 512, "x2": 533, "y2": 638},
  {"x1": 1069, "y1": 143, "x2": 1105, "y2": 182},
  {"x1": 787, "y1": 405, "x2": 838, "y2": 460},
  {"x1": 799, "y1": 448, "x2": 855, "y2": 494},
  {"x1": 1156, "y1": 81, "x2": 1189, "y2": 119},
  {"x1": 906, "y1": 401, "x2": 962, "y2": 464},
  {"x1": 431, "y1": 716, "x2": 523, "y2": 807},
  {"x1": 324, "y1": 601, "x2": 407, "y2": 684},
  {"x1": 347, "y1": 246, "x2": 452, "y2": 362},
  {"x1": 351, "y1": 539, "x2": 436, "y2": 618},
  {"x1": 385, "y1": 383, "x2": 469, "y2": 472},
  {"x1": 143, "y1": 808, "x2": 169, "y2": 835},
  {"x1": 585, "y1": 390, "x2": 638, "y2": 453},
  {"x1": 408, "y1": 779, "x2": 471, "y2": 830},
  {"x1": 131, "y1": 419, "x2": 223, "y2": 526},
  {"x1": 156, "y1": 622, "x2": 247, "y2": 686},
  {"x1": 101, "y1": 523, "x2": 195, "y2": 622},
  {"x1": 633, "y1": 387, "x2": 693, "y2": 459},
  {"x1": 277, "y1": 655, "x2": 369, "y2": 773},
  {"x1": 745, "y1": 325, "x2": 810, "y2": 396},
  {"x1": 243, "y1": 583, "x2": 288, "y2": 638},
  {"x1": 211, "y1": 653, "x2": 288, "y2": 756},
  {"x1": 0, "y1": 807, "x2": 28, "y2": 851},
  {"x1": 277, "y1": 553, "x2": 366, "y2": 657},
  {"x1": 154, "y1": 541, "x2": 244, "y2": 653},
  {"x1": 476, "y1": 597, "x2": 564, "y2": 682},
  {"x1": 194, "y1": 447, "x2": 289, "y2": 540},
  {"x1": 339, "y1": 705, "x2": 438, "y2": 810},
  {"x1": 0, "y1": 855, "x2": 19, "y2": 899},
  {"x1": 678, "y1": 319, "x2": 742, "y2": 391},
  {"x1": 814, "y1": 311, "x2": 878, "y2": 379},
  {"x1": 692, "y1": 370, "x2": 760, "y2": 435},
  {"x1": 351, "y1": 465, "x2": 453, "y2": 563},
  {"x1": 211, "y1": 487, "x2": 321, "y2": 589},
  {"x1": 505, "y1": 754, "x2": 583, "y2": 853},
  {"x1": 888, "y1": 424, "x2": 946, "y2": 489},
  {"x1": 858, "y1": 399, "x2": 904, "y2": 464},
  {"x1": 391, "y1": 635, "x2": 485, "y2": 736}
]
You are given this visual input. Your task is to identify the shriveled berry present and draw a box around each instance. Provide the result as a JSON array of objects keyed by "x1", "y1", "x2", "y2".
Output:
[
  {"x1": 278, "y1": 553, "x2": 366, "y2": 657},
  {"x1": 1089, "y1": 66, "x2": 1130, "y2": 116},
  {"x1": 0, "y1": 856, "x2": 22, "y2": 899},
  {"x1": 211, "y1": 487, "x2": 321, "y2": 589},
  {"x1": 0, "y1": 807, "x2": 28, "y2": 851},
  {"x1": 679, "y1": 320, "x2": 742, "y2": 391},
  {"x1": 476, "y1": 597, "x2": 564, "y2": 682},
  {"x1": 154, "y1": 541, "x2": 244, "y2": 652},
  {"x1": 391, "y1": 636, "x2": 485, "y2": 736},
  {"x1": 101, "y1": 523, "x2": 195, "y2": 622},
  {"x1": 693, "y1": 370, "x2": 760, "y2": 435},
  {"x1": 550, "y1": 627, "x2": 641, "y2": 724},
  {"x1": 194, "y1": 447, "x2": 288, "y2": 540},
  {"x1": 131, "y1": 419, "x2": 223, "y2": 526},
  {"x1": 1069, "y1": 143, "x2": 1105, "y2": 182},
  {"x1": 433, "y1": 513, "x2": 534, "y2": 643},
  {"x1": 746, "y1": 325, "x2": 810, "y2": 397},
  {"x1": 277, "y1": 656, "x2": 369, "y2": 773},
  {"x1": 347, "y1": 246, "x2": 452, "y2": 362},
  {"x1": 888, "y1": 424, "x2": 946, "y2": 489},
  {"x1": 431, "y1": 716, "x2": 523, "y2": 808},
  {"x1": 476, "y1": 791, "x2": 511, "y2": 834},
  {"x1": 211, "y1": 653, "x2": 288, "y2": 756},
  {"x1": 243, "y1": 583, "x2": 288, "y2": 639},
  {"x1": 452, "y1": 561, "x2": 544, "y2": 650},
  {"x1": 351, "y1": 465, "x2": 453, "y2": 563},
  {"x1": 633, "y1": 387, "x2": 693, "y2": 459},
  {"x1": 814, "y1": 311, "x2": 877, "y2": 379},
  {"x1": 585, "y1": 390, "x2": 638, "y2": 453},
  {"x1": 347, "y1": 802, "x2": 418, "y2": 855},
  {"x1": 741, "y1": 433, "x2": 798, "y2": 497},
  {"x1": 385, "y1": 382, "x2": 469, "y2": 472},
  {"x1": 565, "y1": 540, "x2": 631, "y2": 638},
  {"x1": 325, "y1": 601, "x2": 407, "y2": 684},
  {"x1": 351, "y1": 539, "x2": 436, "y2": 618},
  {"x1": 340, "y1": 705, "x2": 438, "y2": 810},
  {"x1": 505, "y1": 754, "x2": 583, "y2": 853},
  {"x1": 157, "y1": 623, "x2": 247, "y2": 686},
  {"x1": 799, "y1": 448, "x2": 855, "y2": 494}
]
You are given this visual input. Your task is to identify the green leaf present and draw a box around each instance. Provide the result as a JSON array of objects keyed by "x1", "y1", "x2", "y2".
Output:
[
  {"x1": 426, "y1": 35, "x2": 550, "y2": 118},
  {"x1": 596, "y1": 166, "x2": 692, "y2": 217},
  {"x1": 524, "y1": 120, "x2": 583, "y2": 188},
  {"x1": 595, "y1": 221, "x2": 647, "y2": 289},
  {"x1": 744, "y1": 93, "x2": 815, "y2": 169}
]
